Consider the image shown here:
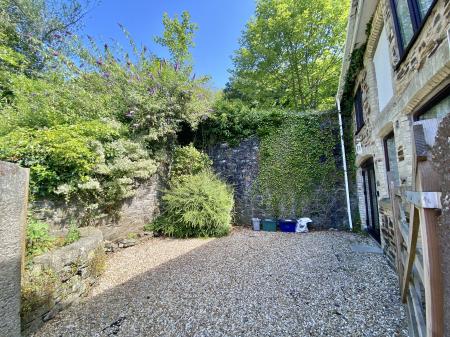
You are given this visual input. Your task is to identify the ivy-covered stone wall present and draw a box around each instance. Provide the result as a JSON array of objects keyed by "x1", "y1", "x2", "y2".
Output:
[{"x1": 208, "y1": 112, "x2": 349, "y2": 229}]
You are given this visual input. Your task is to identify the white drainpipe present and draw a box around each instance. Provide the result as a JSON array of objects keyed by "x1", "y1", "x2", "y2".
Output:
[{"x1": 336, "y1": 96, "x2": 353, "y2": 230}]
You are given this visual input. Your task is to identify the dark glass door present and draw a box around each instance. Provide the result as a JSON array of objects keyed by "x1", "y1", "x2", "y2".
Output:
[{"x1": 362, "y1": 160, "x2": 380, "y2": 242}]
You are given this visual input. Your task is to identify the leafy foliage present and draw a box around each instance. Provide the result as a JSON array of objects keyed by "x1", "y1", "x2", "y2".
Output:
[
  {"x1": 0, "y1": 0, "x2": 92, "y2": 73},
  {"x1": 154, "y1": 11, "x2": 198, "y2": 65},
  {"x1": 26, "y1": 218, "x2": 55, "y2": 258},
  {"x1": 255, "y1": 112, "x2": 341, "y2": 218},
  {"x1": 228, "y1": 0, "x2": 349, "y2": 111},
  {"x1": 64, "y1": 222, "x2": 81, "y2": 245},
  {"x1": 198, "y1": 99, "x2": 286, "y2": 141},
  {"x1": 152, "y1": 172, "x2": 234, "y2": 238},
  {"x1": 0, "y1": 8, "x2": 214, "y2": 224},
  {"x1": 0, "y1": 120, "x2": 157, "y2": 222},
  {"x1": 197, "y1": 101, "x2": 343, "y2": 220},
  {"x1": 170, "y1": 144, "x2": 212, "y2": 181},
  {"x1": 196, "y1": 97, "x2": 286, "y2": 146}
]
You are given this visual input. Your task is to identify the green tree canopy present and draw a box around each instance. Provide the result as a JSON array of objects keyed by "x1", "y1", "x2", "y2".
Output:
[
  {"x1": 154, "y1": 11, "x2": 198, "y2": 66},
  {"x1": 228, "y1": 0, "x2": 349, "y2": 111},
  {"x1": 0, "y1": 0, "x2": 93, "y2": 73}
]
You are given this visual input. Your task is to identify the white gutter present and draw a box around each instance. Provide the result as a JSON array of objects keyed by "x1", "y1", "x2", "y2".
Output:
[{"x1": 336, "y1": 96, "x2": 353, "y2": 230}]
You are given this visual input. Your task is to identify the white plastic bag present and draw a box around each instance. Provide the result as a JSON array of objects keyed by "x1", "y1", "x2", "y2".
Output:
[{"x1": 296, "y1": 217, "x2": 312, "y2": 233}]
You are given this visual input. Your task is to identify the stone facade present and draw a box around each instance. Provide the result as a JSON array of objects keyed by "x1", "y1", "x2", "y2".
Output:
[
  {"x1": 32, "y1": 174, "x2": 161, "y2": 241},
  {"x1": 349, "y1": 0, "x2": 449, "y2": 263},
  {"x1": 208, "y1": 137, "x2": 262, "y2": 226},
  {"x1": 208, "y1": 137, "x2": 348, "y2": 229},
  {"x1": 22, "y1": 228, "x2": 104, "y2": 335},
  {"x1": 0, "y1": 161, "x2": 29, "y2": 337}
]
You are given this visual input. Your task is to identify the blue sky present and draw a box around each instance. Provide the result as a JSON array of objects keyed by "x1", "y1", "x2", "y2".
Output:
[{"x1": 82, "y1": 1, "x2": 255, "y2": 89}]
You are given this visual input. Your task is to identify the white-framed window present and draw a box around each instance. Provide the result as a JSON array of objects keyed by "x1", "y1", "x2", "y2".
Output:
[{"x1": 373, "y1": 26, "x2": 394, "y2": 111}]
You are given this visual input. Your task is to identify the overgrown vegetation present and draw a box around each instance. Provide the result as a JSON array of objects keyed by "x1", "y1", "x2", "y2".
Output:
[
  {"x1": 255, "y1": 112, "x2": 341, "y2": 218},
  {"x1": 87, "y1": 247, "x2": 107, "y2": 277},
  {"x1": 151, "y1": 171, "x2": 234, "y2": 238},
  {"x1": 0, "y1": 0, "x2": 214, "y2": 225},
  {"x1": 169, "y1": 144, "x2": 212, "y2": 181},
  {"x1": 64, "y1": 222, "x2": 81, "y2": 245},
  {"x1": 21, "y1": 268, "x2": 58, "y2": 320},
  {"x1": 146, "y1": 145, "x2": 233, "y2": 238},
  {"x1": 25, "y1": 217, "x2": 84, "y2": 260},
  {"x1": 25, "y1": 218, "x2": 55, "y2": 258}
]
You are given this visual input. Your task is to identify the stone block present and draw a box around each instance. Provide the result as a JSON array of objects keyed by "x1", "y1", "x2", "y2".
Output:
[{"x1": 0, "y1": 161, "x2": 29, "y2": 337}]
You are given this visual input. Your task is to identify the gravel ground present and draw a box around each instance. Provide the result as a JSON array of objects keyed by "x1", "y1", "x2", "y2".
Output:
[{"x1": 33, "y1": 229, "x2": 408, "y2": 337}]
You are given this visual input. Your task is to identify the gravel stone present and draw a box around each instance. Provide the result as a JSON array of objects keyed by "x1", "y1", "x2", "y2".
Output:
[{"x1": 32, "y1": 229, "x2": 408, "y2": 337}]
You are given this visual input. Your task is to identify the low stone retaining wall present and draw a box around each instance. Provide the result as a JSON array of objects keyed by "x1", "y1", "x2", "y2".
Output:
[
  {"x1": 21, "y1": 228, "x2": 105, "y2": 335},
  {"x1": 32, "y1": 175, "x2": 161, "y2": 241}
]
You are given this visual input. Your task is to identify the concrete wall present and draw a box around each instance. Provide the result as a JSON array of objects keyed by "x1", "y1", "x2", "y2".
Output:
[{"x1": 0, "y1": 161, "x2": 29, "y2": 337}]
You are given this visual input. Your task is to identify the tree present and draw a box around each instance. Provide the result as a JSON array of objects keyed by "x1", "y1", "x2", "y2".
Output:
[
  {"x1": 0, "y1": 0, "x2": 93, "y2": 73},
  {"x1": 228, "y1": 0, "x2": 349, "y2": 111},
  {"x1": 154, "y1": 11, "x2": 198, "y2": 66}
]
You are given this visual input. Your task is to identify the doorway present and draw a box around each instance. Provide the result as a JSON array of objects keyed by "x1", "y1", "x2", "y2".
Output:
[{"x1": 362, "y1": 159, "x2": 380, "y2": 242}]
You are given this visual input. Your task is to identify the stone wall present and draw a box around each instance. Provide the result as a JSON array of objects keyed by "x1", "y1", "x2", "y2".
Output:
[
  {"x1": 351, "y1": 0, "x2": 450, "y2": 258},
  {"x1": 208, "y1": 137, "x2": 261, "y2": 226},
  {"x1": 0, "y1": 161, "x2": 29, "y2": 337},
  {"x1": 208, "y1": 137, "x2": 348, "y2": 229},
  {"x1": 21, "y1": 228, "x2": 105, "y2": 335},
  {"x1": 378, "y1": 199, "x2": 396, "y2": 265},
  {"x1": 32, "y1": 174, "x2": 161, "y2": 241}
]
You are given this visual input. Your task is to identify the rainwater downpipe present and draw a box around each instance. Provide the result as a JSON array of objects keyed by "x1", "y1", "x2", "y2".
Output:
[{"x1": 336, "y1": 96, "x2": 353, "y2": 230}]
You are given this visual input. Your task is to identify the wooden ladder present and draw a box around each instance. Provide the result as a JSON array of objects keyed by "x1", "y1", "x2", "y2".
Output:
[{"x1": 389, "y1": 123, "x2": 443, "y2": 337}]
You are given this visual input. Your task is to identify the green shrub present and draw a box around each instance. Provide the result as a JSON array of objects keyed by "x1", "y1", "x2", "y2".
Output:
[
  {"x1": 0, "y1": 120, "x2": 158, "y2": 223},
  {"x1": 25, "y1": 218, "x2": 55, "y2": 258},
  {"x1": 0, "y1": 120, "x2": 123, "y2": 196},
  {"x1": 64, "y1": 222, "x2": 81, "y2": 245},
  {"x1": 153, "y1": 171, "x2": 233, "y2": 238},
  {"x1": 170, "y1": 144, "x2": 211, "y2": 181}
]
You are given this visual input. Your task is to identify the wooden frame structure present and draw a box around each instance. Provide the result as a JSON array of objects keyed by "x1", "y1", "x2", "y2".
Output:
[{"x1": 389, "y1": 123, "x2": 443, "y2": 337}]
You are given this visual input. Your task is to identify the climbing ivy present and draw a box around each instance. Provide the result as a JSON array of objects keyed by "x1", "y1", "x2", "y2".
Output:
[{"x1": 255, "y1": 112, "x2": 342, "y2": 218}]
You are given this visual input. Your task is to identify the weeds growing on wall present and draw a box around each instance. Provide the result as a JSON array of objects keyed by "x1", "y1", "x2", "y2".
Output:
[
  {"x1": 25, "y1": 218, "x2": 56, "y2": 259},
  {"x1": 21, "y1": 268, "x2": 58, "y2": 320}
]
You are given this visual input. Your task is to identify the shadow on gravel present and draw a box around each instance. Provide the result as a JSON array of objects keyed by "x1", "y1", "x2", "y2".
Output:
[{"x1": 33, "y1": 230, "x2": 408, "y2": 337}]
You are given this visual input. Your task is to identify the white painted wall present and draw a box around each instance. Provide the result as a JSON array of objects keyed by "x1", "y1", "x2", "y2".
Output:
[{"x1": 374, "y1": 26, "x2": 394, "y2": 112}]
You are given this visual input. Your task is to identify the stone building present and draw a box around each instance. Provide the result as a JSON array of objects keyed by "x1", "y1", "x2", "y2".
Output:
[
  {"x1": 338, "y1": 0, "x2": 449, "y2": 258},
  {"x1": 337, "y1": 0, "x2": 449, "y2": 334}
]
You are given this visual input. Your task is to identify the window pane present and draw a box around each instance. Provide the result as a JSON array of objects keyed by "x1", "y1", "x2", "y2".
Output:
[
  {"x1": 417, "y1": 0, "x2": 433, "y2": 19},
  {"x1": 418, "y1": 95, "x2": 450, "y2": 120},
  {"x1": 355, "y1": 89, "x2": 364, "y2": 131},
  {"x1": 394, "y1": 0, "x2": 414, "y2": 49},
  {"x1": 385, "y1": 135, "x2": 400, "y2": 185}
]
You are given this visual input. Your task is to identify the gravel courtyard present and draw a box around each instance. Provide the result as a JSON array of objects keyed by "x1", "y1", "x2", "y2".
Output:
[{"x1": 33, "y1": 229, "x2": 408, "y2": 337}]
